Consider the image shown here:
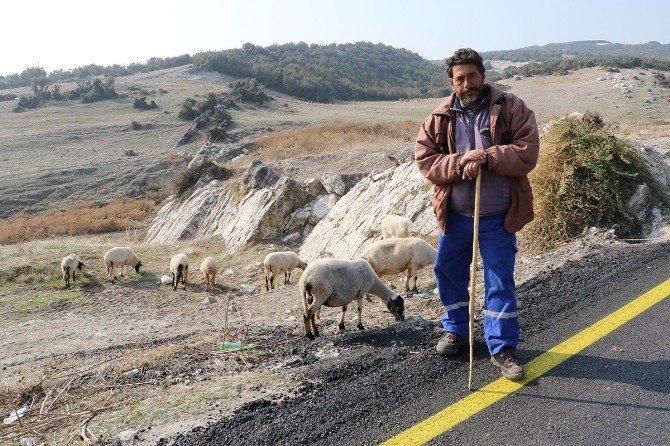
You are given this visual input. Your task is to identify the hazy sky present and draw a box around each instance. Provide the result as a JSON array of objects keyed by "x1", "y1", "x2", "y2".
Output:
[{"x1": 2, "y1": 0, "x2": 670, "y2": 76}]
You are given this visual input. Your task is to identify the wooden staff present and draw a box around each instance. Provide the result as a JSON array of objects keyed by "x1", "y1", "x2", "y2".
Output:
[{"x1": 468, "y1": 166, "x2": 482, "y2": 391}]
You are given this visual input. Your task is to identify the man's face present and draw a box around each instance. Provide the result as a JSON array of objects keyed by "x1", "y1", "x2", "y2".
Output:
[{"x1": 450, "y1": 64, "x2": 485, "y2": 107}]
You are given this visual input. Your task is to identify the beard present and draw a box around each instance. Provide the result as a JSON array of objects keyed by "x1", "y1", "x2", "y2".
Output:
[{"x1": 458, "y1": 86, "x2": 482, "y2": 107}]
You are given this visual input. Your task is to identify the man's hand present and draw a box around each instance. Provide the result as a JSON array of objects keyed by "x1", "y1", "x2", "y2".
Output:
[{"x1": 460, "y1": 149, "x2": 486, "y2": 180}]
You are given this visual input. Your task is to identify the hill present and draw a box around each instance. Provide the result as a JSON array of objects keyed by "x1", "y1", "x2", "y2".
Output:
[
  {"x1": 193, "y1": 42, "x2": 449, "y2": 102},
  {"x1": 482, "y1": 40, "x2": 670, "y2": 61}
]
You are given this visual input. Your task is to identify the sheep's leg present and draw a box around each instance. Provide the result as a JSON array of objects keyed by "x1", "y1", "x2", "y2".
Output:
[
  {"x1": 356, "y1": 297, "x2": 365, "y2": 330},
  {"x1": 72, "y1": 269, "x2": 76, "y2": 282},
  {"x1": 270, "y1": 272, "x2": 275, "y2": 290},
  {"x1": 265, "y1": 272, "x2": 269, "y2": 291},
  {"x1": 172, "y1": 272, "x2": 177, "y2": 291},
  {"x1": 338, "y1": 305, "x2": 347, "y2": 331},
  {"x1": 64, "y1": 268, "x2": 70, "y2": 289},
  {"x1": 408, "y1": 267, "x2": 418, "y2": 292},
  {"x1": 285, "y1": 270, "x2": 291, "y2": 284},
  {"x1": 310, "y1": 311, "x2": 319, "y2": 337},
  {"x1": 183, "y1": 266, "x2": 188, "y2": 289}
]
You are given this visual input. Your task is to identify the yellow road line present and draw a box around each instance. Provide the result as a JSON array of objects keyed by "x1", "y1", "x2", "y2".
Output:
[{"x1": 382, "y1": 278, "x2": 670, "y2": 446}]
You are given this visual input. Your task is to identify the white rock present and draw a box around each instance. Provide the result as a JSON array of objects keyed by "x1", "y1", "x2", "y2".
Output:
[
  {"x1": 282, "y1": 232, "x2": 301, "y2": 242},
  {"x1": 161, "y1": 275, "x2": 172, "y2": 285},
  {"x1": 239, "y1": 284, "x2": 256, "y2": 294},
  {"x1": 321, "y1": 172, "x2": 346, "y2": 195}
]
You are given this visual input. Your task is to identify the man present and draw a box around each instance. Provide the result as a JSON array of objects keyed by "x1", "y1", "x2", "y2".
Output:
[{"x1": 414, "y1": 48, "x2": 539, "y2": 380}]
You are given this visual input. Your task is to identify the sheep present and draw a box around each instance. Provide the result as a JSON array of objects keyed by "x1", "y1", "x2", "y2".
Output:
[
  {"x1": 200, "y1": 256, "x2": 218, "y2": 292},
  {"x1": 263, "y1": 251, "x2": 308, "y2": 291},
  {"x1": 61, "y1": 254, "x2": 84, "y2": 289},
  {"x1": 381, "y1": 214, "x2": 418, "y2": 239},
  {"x1": 359, "y1": 237, "x2": 437, "y2": 292},
  {"x1": 298, "y1": 258, "x2": 405, "y2": 340},
  {"x1": 103, "y1": 247, "x2": 143, "y2": 281},
  {"x1": 170, "y1": 253, "x2": 189, "y2": 291}
]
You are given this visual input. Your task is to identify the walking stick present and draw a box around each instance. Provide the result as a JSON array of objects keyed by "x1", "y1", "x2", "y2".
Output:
[{"x1": 468, "y1": 166, "x2": 482, "y2": 391}]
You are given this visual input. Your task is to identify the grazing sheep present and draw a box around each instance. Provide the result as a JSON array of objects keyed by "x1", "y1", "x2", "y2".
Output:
[
  {"x1": 103, "y1": 247, "x2": 143, "y2": 280},
  {"x1": 381, "y1": 214, "x2": 418, "y2": 239},
  {"x1": 359, "y1": 237, "x2": 437, "y2": 292},
  {"x1": 61, "y1": 254, "x2": 84, "y2": 289},
  {"x1": 263, "y1": 251, "x2": 308, "y2": 291},
  {"x1": 170, "y1": 253, "x2": 189, "y2": 291},
  {"x1": 298, "y1": 258, "x2": 405, "y2": 340},
  {"x1": 200, "y1": 256, "x2": 218, "y2": 292}
]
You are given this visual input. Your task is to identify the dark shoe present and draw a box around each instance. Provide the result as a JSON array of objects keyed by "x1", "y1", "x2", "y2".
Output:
[
  {"x1": 436, "y1": 332, "x2": 466, "y2": 356},
  {"x1": 491, "y1": 347, "x2": 525, "y2": 380}
]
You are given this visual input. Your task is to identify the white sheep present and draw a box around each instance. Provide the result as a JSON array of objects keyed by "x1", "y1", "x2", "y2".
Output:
[
  {"x1": 298, "y1": 258, "x2": 405, "y2": 340},
  {"x1": 60, "y1": 253, "x2": 84, "y2": 289},
  {"x1": 103, "y1": 247, "x2": 143, "y2": 281},
  {"x1": 200, "y1": 256, "x2": 218, "y2": 292},
  {"x1": 381, "y1": 214, "x2": 418, "y2": 239},
  {"x1": 170, "y1": 253, "x2": 189, "y2": 291},
  {"x1": 359, "y1": 237, "x2": 437, "y2": 292},
  {"x1": 263, "y1": 251, "x2": 308, "y2": 291}
]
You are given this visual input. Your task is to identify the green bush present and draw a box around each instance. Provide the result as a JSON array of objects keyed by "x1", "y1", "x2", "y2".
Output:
[
  {"x1": 196, "y1": 93, "x2": 218, "y2": 113},
  {"x1": 522, "y1": 112, "x2": 662, "y2": 252},
  {"x1": 133, "y1": 97, "x2": 158, "y2": 110},
  {"x1": 173, "y1": 160, "x2": 233, "y2": 199},
  {"x1": 178, "y1": 98, "x2": 198, "y2": 120},
  {"x1": 206, "y1": 126, "x2": 228, "y2": 142},
  {"x1": 229, "y1": 78, "x2": 268, "y2": 103}
]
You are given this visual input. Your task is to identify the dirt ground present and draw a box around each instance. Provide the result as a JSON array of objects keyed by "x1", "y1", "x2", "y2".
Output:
[{"x1": 0, "y1": 227, "x2": 632, "y2": 445}]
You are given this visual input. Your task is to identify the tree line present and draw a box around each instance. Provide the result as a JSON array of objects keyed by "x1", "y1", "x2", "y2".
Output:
[
  {"x1": 482, "y1": 40, "x2": 670, "y2": 62},
  {"x1": 0, "y1": 55, "x2": 192, "y2": 90},
  {"x1": 500, "y1": 55, "x2": 670, "y2": 78},
  {"x1": 193, "y1": 42, "x2": 451, "y2": 102}
]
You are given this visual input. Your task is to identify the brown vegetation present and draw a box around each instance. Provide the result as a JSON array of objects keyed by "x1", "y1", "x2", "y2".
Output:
[
  {"x1": 250, "y1": 120, "x2": 419, "y2": 163},
  {"x1": 0, "y1": 198, "x2": 158, "y2": 245}
]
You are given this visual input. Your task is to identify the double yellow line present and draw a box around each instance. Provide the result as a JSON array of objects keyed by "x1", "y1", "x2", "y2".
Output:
[{"x1": 382, "y1": 278, "x2": 670, "y2": 446}]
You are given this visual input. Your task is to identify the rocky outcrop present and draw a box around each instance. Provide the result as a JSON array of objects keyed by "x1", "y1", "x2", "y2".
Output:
[
  {"x1": 299, "y1": 162, "x2": 437, "y2": 261},
  {"x1": 146, "y1": 166, "x2": 313, "y2": 249}
]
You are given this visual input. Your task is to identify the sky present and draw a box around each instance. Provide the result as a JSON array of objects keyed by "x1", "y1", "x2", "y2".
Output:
[{"x1": 2, "y1": 0, "x2": 670, "y2": 77}]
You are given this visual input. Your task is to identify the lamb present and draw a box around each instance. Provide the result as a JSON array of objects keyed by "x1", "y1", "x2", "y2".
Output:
[
  {"x1": 103, "y1": 247, "x2": 143, "y2": 281},
  {"x1": 170, "y1": 253, "x2": 189, "y2": 291},
  {"x1": 381, "y1": 214, "x2": 418, "y2": 239},
  {"x1": 263, "y1": 251, "x2": 308, "y2": 291},
  {"x1": 359, "y1": 237, "x2": 437, "y2": 292},
  {"x1": 200, "y1": 256, "x2": 218, "y2": 292},
  {"x1": 298, "y1": 258, "x2": 405, "y2": 340},
  {"x1": 60, "y1": 254, "x2": 84, "y2": 289}
]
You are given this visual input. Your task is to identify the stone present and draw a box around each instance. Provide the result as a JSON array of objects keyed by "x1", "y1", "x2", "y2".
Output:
[
  {"x1": 304, "y1": 178, "x2": 327, "y2": 197},
  {"x1": 321, "y1": 172, "x2": 346, "y2": 195}
]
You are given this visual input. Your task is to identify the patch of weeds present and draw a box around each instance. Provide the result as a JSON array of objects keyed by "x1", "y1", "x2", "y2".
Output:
[
  {"x1": 522, "y1": 112, "x2": 665, "y2": 252},
  {"x1": 0, "y1": 289, "x2": 88, "y2": 311},
  {"x1": 173, "y1": 160, "x2": 233, "y2": 200}
]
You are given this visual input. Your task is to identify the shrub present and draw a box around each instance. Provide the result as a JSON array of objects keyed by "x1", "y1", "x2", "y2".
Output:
[
  {"x1": 196, "y1": 93, "x2": 218, "y2": 113},
  {"x1": 521, "y1": 112, "x2": 662, "y2": 252},
  {"x1": 178, "y1": 98, "x2": 198, "y2": 120},
  {"x1": 173, "y1": 160, "x2": 233, "y2": 199},
  {"x1": 229, "y1": 78, "x2": 268, "y2": 104},
  {"x1": 206, "y1": 126, "x2": 228, "y2": 142},
  {"x1": 133, "y1": 97, "x2": 158, "y2": 110}
]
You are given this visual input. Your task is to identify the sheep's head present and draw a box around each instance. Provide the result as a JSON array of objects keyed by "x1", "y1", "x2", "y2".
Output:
[
  {"x1": 77, "y1": 261, "x2": 84, "y2": 271},
  {"x1": 134, "y1": 261, "x2": 143, "y2": 273},
  {"x1": 387, "y1": 295, "x2": 405, "y2": 322},
  {"x1": 299, "y1": 259, "x2": 308, "y2": 270}
]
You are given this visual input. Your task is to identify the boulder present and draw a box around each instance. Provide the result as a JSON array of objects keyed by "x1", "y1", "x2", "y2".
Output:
[
  {"x1": 300, "y1": 162, "x2": 437, "y2": 261},
  {"x1": 320, "y1": 172, "x2": 346, "y2": 195}
]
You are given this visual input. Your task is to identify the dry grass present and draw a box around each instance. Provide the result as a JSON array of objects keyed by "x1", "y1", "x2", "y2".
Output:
[
  {"x1": 248, "y1": 120, "x2": 419, "y2": 163},
  {"x1": 0, "y1": 198, "x2": 158, "y2": 245}
]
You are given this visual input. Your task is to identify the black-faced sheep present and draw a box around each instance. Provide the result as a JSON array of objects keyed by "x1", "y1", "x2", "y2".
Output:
[
  {"x1": 263, "y1": 251, "x2": 308, "y2": 291},
  {"x1": 61, "y1": 254, "x2": 84, "y2": 289},
  {"x1": 200, "y1": 256, "x2": 218, "y2": 292},
  {"x1": 359, "y1": 237, "x2": 437, "y2": 292},
  {"x1": 381, "y1": 214, "x2": 418, "y2": 239},
  {"x1": 298, "y1": 258, "x2": 405, "y2": 340},
  {"x1": 170, "y1": 253, "x2": 189, "y2": 291},
  {"x1": 103, "y1": 247, "x2": 143, "y2": 280}
]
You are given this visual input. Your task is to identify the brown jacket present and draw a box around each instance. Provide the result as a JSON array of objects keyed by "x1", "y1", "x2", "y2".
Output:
[{"x1": 415, "y1": 85, "x2": 540, "y2": 234}]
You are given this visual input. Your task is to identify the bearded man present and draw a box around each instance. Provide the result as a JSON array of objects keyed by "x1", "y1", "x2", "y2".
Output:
[{"x1": 414, "y1": 48, "x2": 540, "y2": 380}]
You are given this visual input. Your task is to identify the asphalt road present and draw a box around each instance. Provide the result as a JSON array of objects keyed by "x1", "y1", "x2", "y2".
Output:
[{"x1": 170, "y1": 240, "x2": 670, "y2": 446}]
